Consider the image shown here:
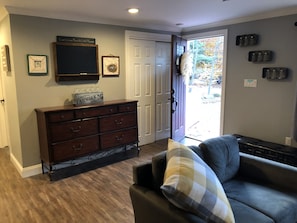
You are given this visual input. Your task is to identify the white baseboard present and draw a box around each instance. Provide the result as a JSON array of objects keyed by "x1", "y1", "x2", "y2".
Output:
[{"x1": 10, "y1": 153, "x2": 42, "y2": 178}]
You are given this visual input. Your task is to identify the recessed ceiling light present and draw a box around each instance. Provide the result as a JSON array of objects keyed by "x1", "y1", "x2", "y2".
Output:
[{"x1": 128, "y1": 8, "x2": 139, "y2": 14}]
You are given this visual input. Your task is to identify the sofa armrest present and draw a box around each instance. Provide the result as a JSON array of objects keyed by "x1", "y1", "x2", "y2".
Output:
[
  {"x1": 132, "y1": 161, "x2": 153, "y2": 188},
  {"x1": 129, "y1": 185, "x2": 206, "y2": 223},
  {"x1": 239, "y1": 152, "x2": 297, "y2": 193}
]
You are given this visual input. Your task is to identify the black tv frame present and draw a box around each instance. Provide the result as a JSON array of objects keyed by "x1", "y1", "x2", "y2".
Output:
[{"x1": 53, "y1": 42, "x2": 99, "y2": 82}]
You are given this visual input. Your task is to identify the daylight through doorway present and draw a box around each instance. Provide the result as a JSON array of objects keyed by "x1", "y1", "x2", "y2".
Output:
[{"x1": 185, "y1": 35, "x2": 224, "y2": 142}]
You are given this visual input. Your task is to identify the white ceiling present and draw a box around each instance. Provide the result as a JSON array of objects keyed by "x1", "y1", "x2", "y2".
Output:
[{"x1": 1, "y1": 0, "x2": 297, "y2": 32}]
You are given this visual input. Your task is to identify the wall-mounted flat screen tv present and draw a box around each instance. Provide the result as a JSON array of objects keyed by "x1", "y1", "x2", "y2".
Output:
[{"x1": 53, "y1": 42, "x2": 99, "y2": 82}]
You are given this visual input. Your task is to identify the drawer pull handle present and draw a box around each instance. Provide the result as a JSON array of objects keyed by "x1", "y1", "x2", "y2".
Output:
[
  {"x1": 115, "y1": 135, "x2": 124, "y2": 141},
  {"x1": 114, "y1": 119, "x2": 123, "y2": 125},
  {"x1": 72, "y1": 144, "x2": 83, "y2": 151},
  {"x1": 71, "y1": 126, "x2": 81, "y2": 133}
]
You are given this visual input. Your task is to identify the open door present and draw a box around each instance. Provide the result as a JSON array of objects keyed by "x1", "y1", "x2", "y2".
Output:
[{"x1": 171, "y1": 35, "x2": 187, "y2": 141}]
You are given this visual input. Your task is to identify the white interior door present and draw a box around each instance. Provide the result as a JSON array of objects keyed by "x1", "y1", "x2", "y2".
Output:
[
  {"x1": 0, "y1": 69, "x2": 8, "y2": 148},
  {"x1": 155, "y1": 42, "x2": 171, "y2": 140},
  {"x1": 127, "y1": 39, "x2": 156, "y2": 146}
]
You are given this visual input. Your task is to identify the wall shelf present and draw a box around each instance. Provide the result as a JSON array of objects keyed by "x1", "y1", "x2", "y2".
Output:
[
  {"x1": 236, "y1": 34, "x2": 259, "y2": 47},
  {"x1": 248, "y1": 50, "x2": 273, "y2": 63},
  {"x1": 262, "y1": 67, "x2": 289, "y2": 80}
]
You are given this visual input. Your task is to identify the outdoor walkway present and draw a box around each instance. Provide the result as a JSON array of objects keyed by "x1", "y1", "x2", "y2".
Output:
[{"x1": 185, "y1": 85, "x2": 221, "y2": 141}]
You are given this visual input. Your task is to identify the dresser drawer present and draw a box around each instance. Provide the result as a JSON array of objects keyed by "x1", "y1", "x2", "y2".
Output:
[
  {"x1": 99, "y1": 112, "x2": 137, "y2": 132},
  {"x1": 118, "y1": 102, "x2": 137, "y2": 112},
  {"x1": 48, "y1": 111, "x2": 74, "y2": 122},
  {"x1": 52, "y1": 135, "x2": 99, "y2": 162},
  {"x1": 75, "y1": 105, "x2": 118, "y2": 118},
  {"x1": 100, "y1": 128, "x2": 138, "y2": 149},
  {"x1": 50, "y1": 118, "x2": 98, "y2": 142}
]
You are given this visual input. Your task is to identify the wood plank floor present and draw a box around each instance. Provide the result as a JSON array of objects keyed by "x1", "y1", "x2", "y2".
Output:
[{"x1": 0, "y1": 140, "x2": 167, "y2": 223}]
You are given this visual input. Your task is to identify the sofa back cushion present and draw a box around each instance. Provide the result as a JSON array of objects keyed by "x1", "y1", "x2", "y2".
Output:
[{"x1": 199, "y1": 135, "x2": 240, "y2": 183}]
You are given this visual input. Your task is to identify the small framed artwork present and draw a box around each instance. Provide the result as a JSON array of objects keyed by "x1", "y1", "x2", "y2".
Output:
[
  {"x1": 27, "y1": 54, "x2": 48, "y2": 76},
  {"x1": 102, "y1": 56, "x2": 120, "y2": 77},
  {"x1": 1, "y1": 45, "x2": 11, "y2": 72}
]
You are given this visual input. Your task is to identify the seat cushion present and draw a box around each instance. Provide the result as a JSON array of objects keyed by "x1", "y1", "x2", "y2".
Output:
[
  {"x1": 161, "y1": 139, "x2": 235, "y2": 223},
  {"x1": 228, "y1": 198, "x2": 274, "y2": 223},
  {"x1": 223, "y1": 179, "x2": 297, "y2": 223},
  {"x1": 199, "y1": 135, "x2": 240, "y2": 183}
]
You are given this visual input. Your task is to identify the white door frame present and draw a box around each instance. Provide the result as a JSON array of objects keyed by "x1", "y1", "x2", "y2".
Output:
[{"x1": 183, "y1": 29, "x2": 228, "y2": 136}]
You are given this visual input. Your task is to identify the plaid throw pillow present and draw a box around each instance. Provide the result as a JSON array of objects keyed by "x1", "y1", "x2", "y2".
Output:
[{"x1": 161, "y1": 139, "x2": 235, "y2": 223}]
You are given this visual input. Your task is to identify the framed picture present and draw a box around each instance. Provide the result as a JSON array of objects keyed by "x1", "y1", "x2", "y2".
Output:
[
  {"x1": 1, "y1": 45, "x2": 11, "y2": 72},
  {"x1": 102, "y1": 56, "x2": 120, "y2": 77},
  {"x1": 27, "y1": 54, "x2": 48, "y2": 75}
]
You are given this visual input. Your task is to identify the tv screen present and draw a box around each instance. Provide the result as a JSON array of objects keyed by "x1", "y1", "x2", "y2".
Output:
[{"x1": 53, "y1": 42, "x2": 99, "y2": 81}]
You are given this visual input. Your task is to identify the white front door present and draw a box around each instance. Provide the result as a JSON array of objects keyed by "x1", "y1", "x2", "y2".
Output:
[
  {"x1": 155, "y1": 42, "x2": 171, "y2": 140},
  {"x1": 127, "y1": 39, "x2": 156, "y2": 146}
]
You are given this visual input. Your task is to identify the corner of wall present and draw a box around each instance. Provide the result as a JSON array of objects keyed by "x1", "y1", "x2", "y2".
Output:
[{"x1": 10, "y1": 152, "x2": 42, "y2": 178}]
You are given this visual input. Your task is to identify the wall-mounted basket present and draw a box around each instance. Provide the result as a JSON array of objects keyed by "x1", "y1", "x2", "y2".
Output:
[
  {"x1": 248, "y1": 50, "x2": 273, "y2": 63},
  {"x1": 236, "y1": 34, "x2": 259, "y2": 47},
  {"x1": 262, "y1": 67, "x2": 288, "y2": 80}
]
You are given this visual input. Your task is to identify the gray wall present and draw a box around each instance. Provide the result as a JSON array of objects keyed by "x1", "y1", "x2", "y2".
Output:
[
  {"x1": 1, "y1": 14, "x2": 171, "y2": 169},
  {"x1": 7, "y1": 15, "x2": 128, "y2": 167},
  {"x1": 185, "y1": 14, "x2": 297, "y2": 145}
]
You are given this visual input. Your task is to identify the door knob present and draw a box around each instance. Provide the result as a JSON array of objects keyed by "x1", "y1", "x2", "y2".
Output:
[{"x1": 171, "y1": 97, "x2": 178, "y2": 114}]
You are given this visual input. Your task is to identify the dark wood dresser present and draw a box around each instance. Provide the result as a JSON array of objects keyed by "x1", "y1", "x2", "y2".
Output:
[{"x1": 35, "y1": 99, "x2": 138, "y2": 180}]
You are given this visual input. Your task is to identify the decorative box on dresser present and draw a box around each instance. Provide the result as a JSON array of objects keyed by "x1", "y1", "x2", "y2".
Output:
[{"x1": 35, "y1": 99, "x2": 138, "y2": 180}]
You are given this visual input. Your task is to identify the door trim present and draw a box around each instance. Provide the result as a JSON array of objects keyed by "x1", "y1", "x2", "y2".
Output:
[{"x1": 125, "y1": 31, "x2": 171, "y2": 42}]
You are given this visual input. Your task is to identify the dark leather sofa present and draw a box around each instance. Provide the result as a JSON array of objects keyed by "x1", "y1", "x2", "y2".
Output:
[{"x1": 129, "y1": 135, "x2": 297, "y2": 223}]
